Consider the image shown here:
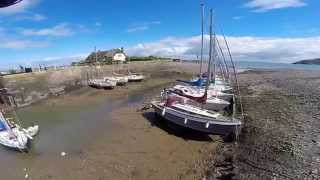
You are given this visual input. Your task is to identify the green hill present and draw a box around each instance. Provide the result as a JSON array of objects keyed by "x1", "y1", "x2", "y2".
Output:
[{"x1": 293, "y1": 58, "x2": 320, "y2": 65}]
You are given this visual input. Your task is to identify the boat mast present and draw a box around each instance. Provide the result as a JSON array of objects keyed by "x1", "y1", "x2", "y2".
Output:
[
  {"x1": 212, "y1": 19, "x2": 217, "y2": 86},
  {"x1": 199, "y1": 3, "x2": 205, "y2": 77},
  {"x1": 94, "y1": 46, "x2": 99, "y2": 78},
  {"x1": 127, "y1": 56, "x2": 131, "y2": 74},
  {"x1": 95, "y1": 46, "x2": 98, "y2": 63},
  {"x1": 205, "y1": 9, "x2": 213, "y2": 94}
]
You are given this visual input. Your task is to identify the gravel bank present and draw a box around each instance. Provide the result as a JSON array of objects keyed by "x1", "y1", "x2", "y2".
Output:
[{"x1": 205, "y1": 69, "x2": 320, "y2": 180}]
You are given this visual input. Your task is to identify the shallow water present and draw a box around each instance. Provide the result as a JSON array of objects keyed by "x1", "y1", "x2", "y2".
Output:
[{"x1": 0, "y1": 88, "x2": 149, "y2": 179}]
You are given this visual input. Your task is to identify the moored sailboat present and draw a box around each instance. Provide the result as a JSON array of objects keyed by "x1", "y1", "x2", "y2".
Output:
[
  {"x1": 127, "y1": 57, "x2": 145, "y2": 82},
  {"x1": 151, "y1": 99, "x2": 241, "y2": 135},
  {"x1": 88, "y1": 78, "x2": 117, "y2": 89},
  {"x1": 151, "y1": 8, "x2": 242, "y2": 136}
]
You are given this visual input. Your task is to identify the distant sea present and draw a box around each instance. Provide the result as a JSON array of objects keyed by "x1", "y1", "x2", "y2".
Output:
[{"x1": 234, "y1": 61, "x2": 320, "y2": 71}]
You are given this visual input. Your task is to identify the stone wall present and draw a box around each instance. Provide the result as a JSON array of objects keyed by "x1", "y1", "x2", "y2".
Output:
[{"x1": 2, "y1": 61, "x2": 184, "y2": 107}]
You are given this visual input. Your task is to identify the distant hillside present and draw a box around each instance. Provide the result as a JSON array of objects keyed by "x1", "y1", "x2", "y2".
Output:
[{"x1": 293, "y1": 58, "x2": 320, "y2": 65}]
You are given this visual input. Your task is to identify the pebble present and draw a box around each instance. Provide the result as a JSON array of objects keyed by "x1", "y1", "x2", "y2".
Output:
[{"x1": 61, "y1": 152, "x2": 67, "y2": 157}]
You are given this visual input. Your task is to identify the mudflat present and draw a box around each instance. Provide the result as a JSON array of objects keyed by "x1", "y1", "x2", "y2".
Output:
[
  {"x1": 0, "y1": 62, "x2": 319, "y2": 180},
  {"x1": 206, "y1": 69, "x2": 320, "y2": 179},
  {"x1": 0, "y1": 62, "x2": 222, "y2": 180}
]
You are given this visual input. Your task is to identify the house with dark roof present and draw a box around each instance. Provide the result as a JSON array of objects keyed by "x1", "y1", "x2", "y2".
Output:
[{"x1": 84, "y1": 48, "x2": 127, "y2": 64}]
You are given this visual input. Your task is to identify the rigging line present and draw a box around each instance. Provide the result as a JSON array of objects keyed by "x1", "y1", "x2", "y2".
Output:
[
  {"x1": 214, "y1": 42, "x2": 228, "y2": 81},
  {"x1": 6, "y1": 97, "x2": 26, "y2": 153},
  {"x1": 8, "y1": 96, "x2": 23, "y2": 127},
  {"x1": 217, "y1": 58, "x2": 226, "y2": 82},
  {"x1": 219, "y1": 26, "x2": 244, "y2": 118},
  {"x1": 216, "y1": 36, "x2": 231, "y2": 81},
  {"x1": 218, "y1": 54, "x2": 228, "y2": 82}
]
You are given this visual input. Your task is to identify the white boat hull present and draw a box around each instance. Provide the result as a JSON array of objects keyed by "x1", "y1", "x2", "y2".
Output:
[
  {"x1": 25, "y1": 125, "x2": 39, "y2": 137},
  {"x1": 128, "y1": 74, "x2": 144, "y2": 82},
  {"x1": 0, "y1": 128, "x2": 29, "y2": 151},
  {"x1": 151, "y1": 101, "x2": 242, "y2": 135},
  {"x1": 173, "y1": 85, "x2": 233, "y2": 102},
  {"x1": 89, "y1": 79, "x2": 117, "y2": 89},
  {"x1": 105, "y1": 76, "x2": 128, "y2": 86},
  {"x1": 204, "y1": 97, "x2": 230, "y2": 111}
]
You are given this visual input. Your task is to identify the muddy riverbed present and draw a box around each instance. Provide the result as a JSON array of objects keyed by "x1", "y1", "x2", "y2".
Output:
[{"x1": 0, "y1": 65, "x2": 222, "y2": 180}]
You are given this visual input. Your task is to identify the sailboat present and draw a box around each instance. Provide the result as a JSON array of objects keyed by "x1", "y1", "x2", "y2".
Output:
[
  {"x1": 88, "y1": 47, "x2": 117, "y2": 89},
  {"x1": 104, "y1": 63, "x2": 129, "y2": 86},
  {"x1": 0, "y1": 112, "x2": 30, "y2": 151},
  {"x1": 111, "y1": 61, "x2": 129, "y2": 86},
  {"x1": 171, "y1": 84, "x2": 233, "y2": 102},
  {"x1": 177, "y1": 5, "x2": 233, "y2": 94},
  {"x1": 127, "y1": 57, "x2": 145, "y2": 82},
  {"x1": 128, "y1": 72, "x2": 144, "y2": 82},
  {"x1": 178, "y1": 75, "x2": 233, "y2": 92},
  {"x1": 151, "y1": 99, "x2": 241, "y2": 135},
  {"x1": 151, "y1": 9, "x2": 242, "y2": 136},
  {"x1": 167, "y1": 87, "x2": 230, "y2": 111}
]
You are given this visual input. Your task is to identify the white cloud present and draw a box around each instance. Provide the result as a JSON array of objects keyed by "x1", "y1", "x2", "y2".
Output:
[
  {"x1": 244, "y1": 0, "x2": 307, "y2": 12},
  {"x1": 30, "y1": 53, "x2": 87, "y2": 66},
  {"x1": 20, "y1": 23, "x2": 73, "y2": 37},
  {"x1": 127, "y1": 26, "x2": 149, "y2": 33},
  {"x1": 0, "y1": 38, "x2": 48, "y2": 49},
  {"x1": 127, "y1": 35, "x2": 320, "y2": 63},
  {"x1": 232, "y1": 16, "x2": 243, "y2": 20},
  {"x1": 95, "y1": 22, "x2": 102, "y2": 27},
  {"x1": 127, "y1": 21, "x2": 161, "y2": 33},
  {"x1": 15, "y1": 13, "x2": 46, "y2": 21},
  {"x1": 0, "y1": 27, "x2": 48, "y2": 49},
  {"x1": 0, "y1": 0, "x2": 40, "y2": 15}
]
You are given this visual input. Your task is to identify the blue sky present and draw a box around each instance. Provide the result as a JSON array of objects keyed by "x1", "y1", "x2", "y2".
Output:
[{"x1": 0, "y1": 0, "x2": 320, "y2": 68}]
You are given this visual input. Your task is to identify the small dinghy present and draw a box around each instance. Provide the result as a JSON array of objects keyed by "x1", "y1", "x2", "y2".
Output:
[
  {"x1": 128, "y1": 72, "x2": 145, "y2": 82},
  {"x1": 25, "y1": 125, "x2": 39, "y2": 137},
  {"x1": 104, "y1": 76, "x2": 128, "y2": 86},
  {"x1": 112, "y1": 73, "x2": 129, "y2": 86},
  {"x1": 14, "y1": 124, "x2": 39, "y2": 138},
  {"x1": 89, "y1": 79, "x2": 117, "y2": 89},
  {"x1": 0, "y1": 113, "x2": 29, "y2": 151}
]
